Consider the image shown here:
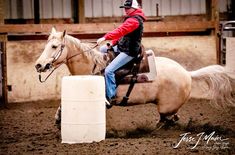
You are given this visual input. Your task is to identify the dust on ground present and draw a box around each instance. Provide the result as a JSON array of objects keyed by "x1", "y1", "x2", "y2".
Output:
[{"x1": 0, "y1": 98, "x2": 234, "y2": 155}]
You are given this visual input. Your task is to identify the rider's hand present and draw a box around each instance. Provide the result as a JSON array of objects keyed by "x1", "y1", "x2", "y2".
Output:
[
  {"x1": 107, "y1": 43, "x2": 112, "y2": 49},
  {"x1": 97, "y1": 37, "x2": 106, "y2": 45},
  {"x1": 107, "y1": 43, "x2": 114, "y2": 52}
]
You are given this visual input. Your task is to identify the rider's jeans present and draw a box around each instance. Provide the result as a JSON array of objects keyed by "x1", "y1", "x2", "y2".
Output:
[{"x1": 100, "y1": 45, "x2": 134, "y2": 99}]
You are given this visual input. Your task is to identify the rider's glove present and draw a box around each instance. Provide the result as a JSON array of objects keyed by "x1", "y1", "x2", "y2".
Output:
[
  {"x1": 107, "y1": 43, "x2": 114, "y2": 52},
  {"x1": 97, "y1": 37, "x2": 106, "y2": 45}
]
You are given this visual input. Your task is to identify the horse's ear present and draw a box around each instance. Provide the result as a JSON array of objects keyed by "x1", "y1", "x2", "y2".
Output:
[
  {"x1": 51, "y1": 27, "x2": 57, "y2": 34},
  {"x1": 62, "y1": 30, "x2": 66, "y2": 38}
]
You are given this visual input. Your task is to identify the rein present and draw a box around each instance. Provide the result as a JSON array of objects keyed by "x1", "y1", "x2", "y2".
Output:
[{"x1": 38, "y1": 43, "x2": 98, "y2": 83}]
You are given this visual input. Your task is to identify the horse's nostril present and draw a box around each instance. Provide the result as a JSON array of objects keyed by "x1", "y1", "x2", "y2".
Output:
[
  {"x1": 35, "y1": 64, "x2": 42, "y2": 70},
  {"x1": 45, "y1": 63, "x2": 51, "y2": 70}
]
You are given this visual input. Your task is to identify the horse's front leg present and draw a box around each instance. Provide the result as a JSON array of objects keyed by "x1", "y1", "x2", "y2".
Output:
[{"x1": 55, "y1": 105, "x2": 61, "y2": 129}]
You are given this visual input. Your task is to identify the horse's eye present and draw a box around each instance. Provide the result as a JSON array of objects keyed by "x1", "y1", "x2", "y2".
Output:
[{"x1": 52, "y1": 45, "x2": 57, "y2": 49}]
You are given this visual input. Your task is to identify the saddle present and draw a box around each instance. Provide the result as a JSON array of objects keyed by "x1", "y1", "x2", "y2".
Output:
[
  {"x1": 104, "y1": 45, "x2": 157, "y2": 106},
  {"x1": 105, "y1": 45, "x2": 157, "y2": 85}
]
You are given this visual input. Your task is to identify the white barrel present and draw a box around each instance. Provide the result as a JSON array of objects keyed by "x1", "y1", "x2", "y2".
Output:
[
  {"x1": 225, "y1": 37, "x2": 235, "y2": 79},
  {"x1": 61, "y1": 75, "x2": 106, "y2": 144}
]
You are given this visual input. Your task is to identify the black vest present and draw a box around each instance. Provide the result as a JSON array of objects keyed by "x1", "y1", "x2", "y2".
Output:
[{"x1": 117, "y1": 15, "x2": 144, "y2": 57}]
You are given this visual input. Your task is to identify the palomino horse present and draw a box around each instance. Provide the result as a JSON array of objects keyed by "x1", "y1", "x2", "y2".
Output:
[{"x1": 35, "y1": 28, "x2": 235, "y2": 124}]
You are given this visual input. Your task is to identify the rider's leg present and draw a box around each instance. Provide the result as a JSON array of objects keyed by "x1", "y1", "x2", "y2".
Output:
[{"x1": 105, "y1": 52, "x2": 134, "y2": 99}]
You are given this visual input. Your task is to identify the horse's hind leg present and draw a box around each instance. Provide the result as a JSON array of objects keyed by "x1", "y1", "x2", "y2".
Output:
[{"x1": 55, "y1": 105, "x2": 61, "y2": 129}]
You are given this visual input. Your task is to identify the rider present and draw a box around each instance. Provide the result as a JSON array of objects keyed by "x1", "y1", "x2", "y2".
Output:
[{"x1": 97, "y1": 0, "x2": 146, "y2": 103}]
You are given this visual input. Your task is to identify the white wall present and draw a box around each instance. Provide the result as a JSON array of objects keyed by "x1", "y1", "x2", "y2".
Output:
[
  {"x1": 7, "y1": 36, "x2": 217, "y2": 102},
  {"x1": 5, "y1": 0, "x2": 72, "y2": 19},
  {"x1": 6, "y1": 40, "x2": 69, "y2": 102}
]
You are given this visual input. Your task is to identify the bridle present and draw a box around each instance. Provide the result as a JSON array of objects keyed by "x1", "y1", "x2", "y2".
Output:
[
  {"x1": 38, "y1": 40, "x2": 98, "y2": 83},
  {"x1": 51, "y1": 44, "x2": 65, "y2": 64},
  {"x1": 38, "y1": 41, "x2": 65, "y2": 83}
]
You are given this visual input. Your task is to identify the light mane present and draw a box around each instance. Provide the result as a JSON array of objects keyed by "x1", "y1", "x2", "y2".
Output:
[{"x1": 65, "y1": 34, "x2": 108, "y2": 72}]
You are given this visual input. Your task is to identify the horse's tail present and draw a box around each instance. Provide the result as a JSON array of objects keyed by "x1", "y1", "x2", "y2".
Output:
[{"x1": 189, "y1": 65, "x2": 235, "y2": 108}]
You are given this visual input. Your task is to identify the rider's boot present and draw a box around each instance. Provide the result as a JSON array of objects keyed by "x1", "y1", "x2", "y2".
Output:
[{"x1": 105, "y1": 97, "x2": 117, "y2": 109}]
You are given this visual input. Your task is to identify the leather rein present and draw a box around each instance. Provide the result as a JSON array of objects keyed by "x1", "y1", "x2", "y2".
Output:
[{"x1": 38, "y1": 42, "x2": 98, "y2": 83}]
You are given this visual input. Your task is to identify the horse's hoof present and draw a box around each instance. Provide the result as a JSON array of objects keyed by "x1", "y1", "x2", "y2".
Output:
[
  {"x1": 106, "y1": 104, "x2": 113, "y2": 109},
  {"x1": 55, "y1": 119, "x2": 61, "y2": 130}
]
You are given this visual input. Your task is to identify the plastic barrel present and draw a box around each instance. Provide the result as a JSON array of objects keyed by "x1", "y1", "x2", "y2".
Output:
[{"x1": 61, "y1": 75, "x2": 106, "y2": 143}]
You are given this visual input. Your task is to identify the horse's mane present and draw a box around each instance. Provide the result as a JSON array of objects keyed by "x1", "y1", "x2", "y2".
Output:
[{"x1": 64, "y1": 34, "x2": 107, "y2": 72}]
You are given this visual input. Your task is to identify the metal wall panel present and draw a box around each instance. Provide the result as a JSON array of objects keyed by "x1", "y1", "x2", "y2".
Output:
[
  {"x1": 200, "y1": 0, "x2": 206, "y2": 14},
  {"x1": 103, "y1": 0, "x2": 113, "y2": 17},
  {"x1": 161, "y1": 0, "x2": 171, "y2": 15},
  {"x1": 179, "y1": 0, "x2": 191, "y2": 15},
  {"x1": 4, "y1": 0, "x2": 231, "y2": 19},
  {"x1": 5, "y1": 0, "x2": 71, "y2": 19},
  {"x1": 10, "y1": 0, "x2": 18, "y2": 19},
  {"x1": 52, "y1": 0, "x2": 63, "y2": 18},
  {"x1": 63, "y1": 0, "x2": 72, "y2": 18},
  {"x1": 41, "y1": 0, "x2": 52, "y2": 19},
  {"x1": 112, "y1": 0, "x2": 124, "y2": 16},
  {"x1": 142, "y1": 0, "x2": 207, "y2": 16},
  {"x1": 93, "y1": 0, "x2": 103, "y2": 17},
  {"x1": 84, "y1": 0, "x2": 125, "y2": 17},
  {"x1": 143, "y1": 0, "x2": 158, "y2": 17},
  {"x1": 85, "y1": 0, "x2": 93, "y2": 17},
  {"x1": 191, "y1": 0, "x2": 201, "y2": 14},
  {"x1": 192, "y1": 0, "x2": 206, "y2": 14},
  {"x1": 22, "y1": 0, "x2": 33, "y2": 19},
  {"x1": 171, "y1": 0, "x2": 181, "y2": 15}
]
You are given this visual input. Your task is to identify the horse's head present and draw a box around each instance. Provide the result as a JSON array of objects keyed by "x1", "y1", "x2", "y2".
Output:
[{"x1": 35, "y1": 27, "x2": 68, "y2": 73}]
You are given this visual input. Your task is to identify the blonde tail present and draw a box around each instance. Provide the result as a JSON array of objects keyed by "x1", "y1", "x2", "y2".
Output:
[{"x1": 190, "y1": 65, "x2": 235, "y2": 108}]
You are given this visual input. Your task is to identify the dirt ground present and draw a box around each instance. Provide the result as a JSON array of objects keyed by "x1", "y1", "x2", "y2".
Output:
[{"x1": 0, "y1": 98, "x2": 234, "y2": 155}]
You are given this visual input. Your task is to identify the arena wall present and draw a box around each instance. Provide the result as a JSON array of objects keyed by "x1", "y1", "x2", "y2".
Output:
[{"x1": 7, "y1": 36, "x2": 217, "y2": 102}]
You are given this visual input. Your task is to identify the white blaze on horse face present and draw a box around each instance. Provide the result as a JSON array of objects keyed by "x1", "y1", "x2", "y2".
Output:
[
  {"x1": 35, "y1": 28, "x2": 67, "y2": 72},
  {"x1": 35, "y1": 40, "x2": 56, "y2": 72}
]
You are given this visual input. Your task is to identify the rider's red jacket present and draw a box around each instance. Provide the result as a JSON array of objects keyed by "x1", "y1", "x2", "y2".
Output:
[{"x1": 103, "y1": 8, "x2": 146, "y2": 46}]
